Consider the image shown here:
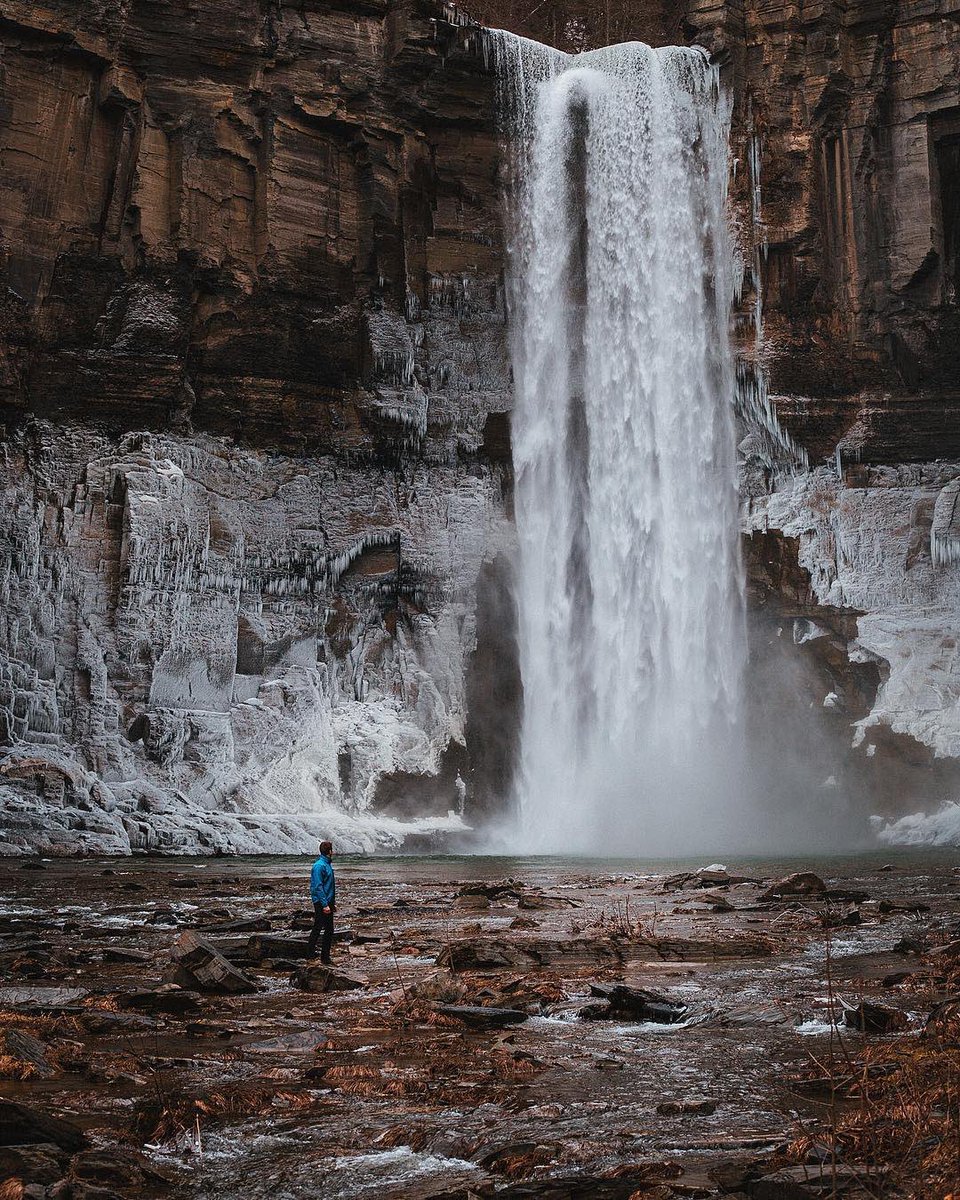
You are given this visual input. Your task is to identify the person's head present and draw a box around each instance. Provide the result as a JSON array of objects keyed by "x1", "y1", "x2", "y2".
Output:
[{"x1": 319, "y1": 840, "x2": 333, "y2": 859}]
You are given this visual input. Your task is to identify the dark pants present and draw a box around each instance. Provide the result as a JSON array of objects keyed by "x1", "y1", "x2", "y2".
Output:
[{"x1": 307, "y1": 901, "x2": 334, "y2": 962}]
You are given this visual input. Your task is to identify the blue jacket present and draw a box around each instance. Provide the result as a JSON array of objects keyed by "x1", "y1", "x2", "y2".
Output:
[{"x1": 310, "y1": 854, "x2": 335, "y2": 908}]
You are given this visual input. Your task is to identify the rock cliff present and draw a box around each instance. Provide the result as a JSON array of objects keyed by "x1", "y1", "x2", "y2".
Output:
[
  {"x1": 686, "y1": 0, "x2": 960, "y2": 834},
  {"x1": 1, "y1": 0, "x2": 959, "y2": 852},
  {"x1": 0, "y1": 0, "x2": 513, "y2": 852}
]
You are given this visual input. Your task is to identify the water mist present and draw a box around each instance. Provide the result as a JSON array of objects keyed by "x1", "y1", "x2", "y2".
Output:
[{"x1": 488, "y1": 34, "x2": 750, "y2": 855}]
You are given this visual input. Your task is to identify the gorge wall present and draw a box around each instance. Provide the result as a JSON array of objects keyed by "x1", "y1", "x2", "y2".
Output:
[
  {"x1": 1, "y1": 0, "x2": 958, "y2": 853},
  {"x1": 0, "y1": 0, "x2": 514, "y2": 852}
]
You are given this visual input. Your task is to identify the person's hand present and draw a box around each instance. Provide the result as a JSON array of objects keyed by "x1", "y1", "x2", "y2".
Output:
[{"x1": 323, "y1": 906, "x2": 331, "y2": 914}]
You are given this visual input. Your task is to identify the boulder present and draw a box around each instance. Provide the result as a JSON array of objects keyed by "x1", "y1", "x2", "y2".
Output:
[
  {"x1": 843, "y1": 1001, "x2": 908, "y2": 1034},
  {"x1": 758, "y1": 872, "x2": 827, "y2": 901},
  {"x1": 163, "y1": 930, "x2": 256, "y2": 994},
  {"x1": 0, "y1": 1144, "x2": 68, "y2": 1187},
  {"x1": 292, "y1": 965, "x2": 365, "y2": 993},
  {"x1": 69, "y1": 1148, "x2": 171, "y2": 1190},
  {"x1": 0, "y1": 1100, "x2": 87, "y2": 1151},
  {"x1": 581, "y1": 983, "x2": 688, "y2": 1024}
]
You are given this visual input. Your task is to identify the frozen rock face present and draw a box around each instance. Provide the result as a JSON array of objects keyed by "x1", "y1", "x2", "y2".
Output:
[
  {"x1": 691, "y1": 0, "x2": 960, "y2": 841},
  {"x1": 0, "y1": 424, "x2": 511, "y2": 853},
  {"x1": 0, "y1": 0, "x2": 515, "y2": 853}
]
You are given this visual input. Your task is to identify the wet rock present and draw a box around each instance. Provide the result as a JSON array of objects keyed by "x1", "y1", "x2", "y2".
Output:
[
  {"x1": 455, "y1": 892, "x2": 491, "y2": 910},
  {"x1": 509, "y1": 916, "x2": 540, "y2": 930},
  {"x1": 3, "y1": 1030, "x2": 53, "y2": 1077},
  {"x1": 437, "y1": 1004, "x2": 528, "y2": 1029},
  {"x1": 924, "y1": 996, "x2": 960, "y2": 1040},
  {"x1": 68, "y1": 1147, "x2": 172, "y2": 1191},
  {"x1": 185, "y1": 1022, "x2": 240, "y2": 1039},
  {"x1": 0, "y1": 1144, "x2": 68, "y2": 1186},
  {"x1": 842, "y1": 1001, "x2": 908, "y2": 1033},
  {"x1": 408, "y1": 971, "x2": 469, "y2": 1005},
  {"x1": 656, "y1": 1097, "x2": 717, "y2": 1115},
  {"x1": 196, "y1": 916, "x2": 271, "y2": 934},
  {"x1": 292, "y1": 965, "x2": 365, "y2": 993},
  {"x1": 245, "y1": 934, "x2": 311, "y2": 963},
  {"x1": 0, "y1": 1100, "x2": 87, "y2": 1151},
  {"x1": 457, "y1": 882, "x2": 523, "y2": 903},
  {"x1": 437, "y1": 936, "x2": 622, "y2": 972},
  {"x1": 0, "y1": 987, "x2": 88, "y2": 1013},
  {"x1": 79, "y1": 1010, "x2": 157, "y2": 1033},
  {"x1": 117, "y1": 985, "x2": 201, "y2": 1015},
  {"x1": 517, "y1": 892, "x2": 578, "y2": 910},
  {"x1": 627, "y1": 935, "x2": 773, "y2": 961},
  {"x1": 100, "y1": 947, "x2": 152, "y2": 965},
  {"x1": 750, "y1": 1163, "x2": 878, "y2": 1197},
  {"x1": 581, "y1": 983, "x2": 688, "y2": 1024},
  {"x1": 163, "y1": 931, "x2": 256, "y2": 994},
  {"x1": 708, "y1": 1004, "x2": 789, "y2": 1028},
  {"x1": 664, "y1": 867, "x2": 758, "y2": 890},
  {"x1": 758, "y1": 872, "x2": 827, "y2": 901}
]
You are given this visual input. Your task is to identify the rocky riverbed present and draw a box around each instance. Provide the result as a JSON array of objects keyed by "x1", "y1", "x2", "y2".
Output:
[{"x1": 1, "y1": 853, "x2": 958, "y2": 1199}]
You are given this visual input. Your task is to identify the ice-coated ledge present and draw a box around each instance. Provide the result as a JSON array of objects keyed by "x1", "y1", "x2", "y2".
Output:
[
  {"x1": 0, "y1": 424, "x2": 509, "y2": 856},
  {"x1": 743, "y1": 461, "x2": 960, "y2": 844}
]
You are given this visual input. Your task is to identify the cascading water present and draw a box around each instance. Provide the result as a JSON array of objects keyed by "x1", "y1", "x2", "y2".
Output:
[{"x1": 489, "y1": 34, "x2": 749, "y2": 854}]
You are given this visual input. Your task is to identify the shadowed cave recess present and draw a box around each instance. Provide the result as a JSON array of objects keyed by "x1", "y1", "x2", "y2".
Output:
[{"x1": 1, "y1": 0, "x2": 959, "y2": 855}]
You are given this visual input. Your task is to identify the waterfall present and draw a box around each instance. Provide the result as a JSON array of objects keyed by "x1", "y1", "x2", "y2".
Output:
[{"x1": 489, "y1": 34, "x2": 748, "y2": 855}]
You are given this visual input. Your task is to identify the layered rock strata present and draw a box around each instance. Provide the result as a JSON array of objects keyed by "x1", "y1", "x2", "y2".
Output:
[{"x1": 0, "y1": 0, "x2": 512, "y2": 852}]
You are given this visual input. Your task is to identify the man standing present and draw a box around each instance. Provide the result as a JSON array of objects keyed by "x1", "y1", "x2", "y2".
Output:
[{"x1": 307, "y1": 840, "x2": 336, "y2": 964}]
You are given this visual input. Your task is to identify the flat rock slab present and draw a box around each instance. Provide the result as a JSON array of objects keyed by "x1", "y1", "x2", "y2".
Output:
[
  {"x1": 436, "y1": 936, "x2": 622, "y2": 972},
  {"x1": 246, "y1": 934, "x2": 311, "y2": 963},
  {"x1": 0, "y1": 986, "x2": 88, "y2": 1011},
  {"x1": 626, "y1": 935, "x2": 773, "y2": 961},
  {"x1": 438, "y1": 1004, "x2": 529, "y2": 1028},
  {"x1": 292, "y1": 965, "x2": 366, "y2": 993}
]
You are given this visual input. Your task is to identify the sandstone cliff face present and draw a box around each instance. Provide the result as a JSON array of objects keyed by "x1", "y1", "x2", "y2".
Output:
[
  {"x1": 684, "y1": 0, "x2": 960, "y2": 827},
  {"x1": 2, "y1": 0, "x2": 959, "y2": 853},
  {"x1": 0, "y1": 0, "x2": 513, "y2": 852}
]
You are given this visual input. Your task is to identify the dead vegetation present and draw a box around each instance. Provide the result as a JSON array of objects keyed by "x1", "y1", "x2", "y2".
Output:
[{"x1": 785, "y1": 936, "x2": 960, "y2": 1199}]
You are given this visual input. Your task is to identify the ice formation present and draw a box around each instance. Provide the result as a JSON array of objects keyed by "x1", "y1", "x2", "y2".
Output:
[
  {"x1": 489, "y1": 34, "x2": 748, "y2": 853},
  {"x1": 0, "y1": 428, "x2": 508, "y2": 855}
]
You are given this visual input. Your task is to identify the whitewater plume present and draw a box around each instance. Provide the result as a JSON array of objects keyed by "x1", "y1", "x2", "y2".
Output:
[{"x1": 489, "y1": 34, "x2": 747, "y2": 854}]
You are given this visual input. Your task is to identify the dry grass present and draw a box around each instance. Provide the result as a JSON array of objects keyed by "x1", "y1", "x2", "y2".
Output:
[
  {"x1": 147, "y1": 1081, "x2": 317, "y2": 1143},
  {"x1": 786, "y1": 942, "x2": 960, "y2": 1199}
]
